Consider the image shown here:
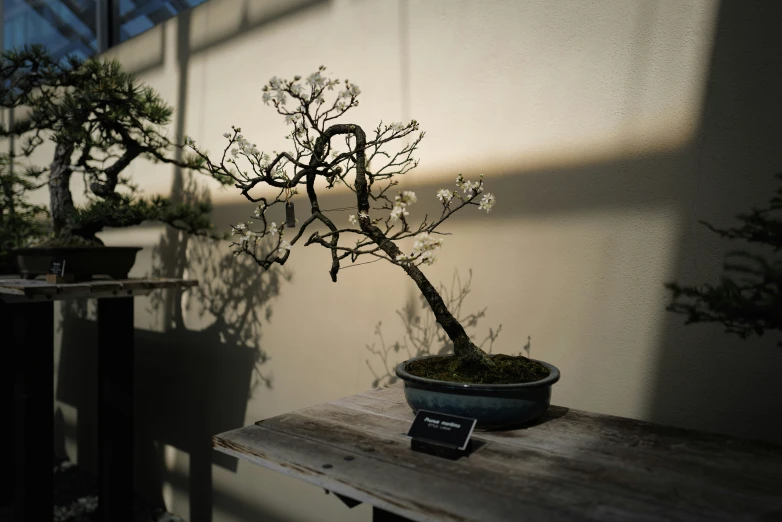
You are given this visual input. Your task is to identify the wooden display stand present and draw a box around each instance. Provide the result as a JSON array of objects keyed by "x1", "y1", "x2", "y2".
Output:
[
  {"x1": 214, "y1": 386, "x2": 782, "y2": 522},
  {"x1": 0, "y1": 277, "x2": 198, "y2": 522}
]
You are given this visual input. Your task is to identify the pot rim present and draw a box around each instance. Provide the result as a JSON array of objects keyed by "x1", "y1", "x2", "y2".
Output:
[
  {"x1": 12, "y1": 246, "x2": 143, "y2": 254},
  {"x1": 395, "y1": 354, "x2": 560, "y2": 391}
]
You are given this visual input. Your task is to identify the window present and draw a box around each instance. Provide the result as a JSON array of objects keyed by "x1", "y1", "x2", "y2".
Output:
[
  {"x1": 2, "y1": 0, "x2": 209, "y2": 59},
  {"x1": 3, "y1": 0, "x2": 98, "y2": 59}
]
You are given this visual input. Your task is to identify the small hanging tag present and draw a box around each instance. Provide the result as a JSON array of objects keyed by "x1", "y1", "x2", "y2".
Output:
[{"x1": 285, "y1": 201, "x2": 296, "y2": 228}]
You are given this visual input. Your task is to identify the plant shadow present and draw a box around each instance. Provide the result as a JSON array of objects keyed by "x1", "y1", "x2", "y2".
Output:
[
  {"x1": 54, "y1": 173, "x2": 289, "y2": 522},
  {"x1": 366, "y1": 269, "x2": 507, "y2": 388}
]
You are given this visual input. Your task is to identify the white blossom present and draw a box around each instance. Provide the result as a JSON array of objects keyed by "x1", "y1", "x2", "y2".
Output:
[
  {"x1": 398, "y1": 191, "x2": 417, "y2": 205},
  {"x1": 348, "y1": 214, "x2": 358, "y2": 226},
  {"x1": 307, "y1": 71, "x2": 326, "y2": 88},
  {"x1": 262, "y1": 91, "x2": 272, "y2": 104},
  {"x1": 389, "y1": 122, "x2": 405, "y2": 132},
  {"x1": 479, "y1": 193, "x2": 496, "y2": 213},
  {"x1": 436, "y1": 189, "x2": 454, "y2": 203},
  {"x1": 278, "y1": 239, "x2": 292, "y2": 254},
  {"x1": 222, "y1": 132, "x2": 231, "y2": 138},
  {"x1": 397, "y1": 232, "x2": 444, "y2": 266},
  {"x1": 390, "y1": 191, "x2": 416, "y2": 222},
  {"x1": 462, "y1": 180, "x2": 480, "y2": 196},
  {"x1": 234, "y1": 224, "x2": 255, "y2": 246},
  {"x1": 270, "y1": 222, "x2": 278, "y2": 235}
]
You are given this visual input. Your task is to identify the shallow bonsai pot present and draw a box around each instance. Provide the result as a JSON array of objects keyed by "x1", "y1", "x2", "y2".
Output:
[
  {"x1": 13, "y1": 246, "x2": 142, "y2": 281},
  {"x1": 395, "y1": 356, "x2": 560, "y2": 428}
]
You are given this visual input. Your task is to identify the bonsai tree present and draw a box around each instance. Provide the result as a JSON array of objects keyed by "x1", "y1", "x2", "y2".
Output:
[
  {"x1": 189, "y1": 67, "x2": 547, "y2": 382},
  {"x1": 667, "y1": 174, "x2": 782, "y2": 345},
  {"x1": 0, "y1": 44, "x2": 220, "y2": 247},
  {"x1": 367, "y1": 269, "x2": 504, "y2": 387},
  {"x1": 0, "y1": 152, "x2": 47, "y2": 269}
]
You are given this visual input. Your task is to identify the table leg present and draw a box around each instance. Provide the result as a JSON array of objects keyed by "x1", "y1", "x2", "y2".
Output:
[
  {"x1": 373, "y1": 507, "x2": 415, "y2": 522},
  {"x1": 97, "y1": 297, "x2": 134, "y2": 522},
  {"x1": 2, "y1": 300, "x2": 54, "y2": 521},
  {"x1": 0, "y1": 301, "x2": 14, "y2": 509}
]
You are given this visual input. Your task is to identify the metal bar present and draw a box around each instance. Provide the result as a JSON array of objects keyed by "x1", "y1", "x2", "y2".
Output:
[
  {"x1": 96, "y1": 0, "x2": 108, "y2": 52},
  {"x1": 22, "y1": 0, "x2": 95, "y2": 53},
  {"x1": 7, "y1": 300, "x2": 55, "y2": 522},
  {"x1": 0, "y1": 300, "x2": 16, "y2": 509},
  {"x1": 97, "y1": 296, "x2": 134, "y2": 522}
]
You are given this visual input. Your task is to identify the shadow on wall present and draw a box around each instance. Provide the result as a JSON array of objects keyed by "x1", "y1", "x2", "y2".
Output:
[
  {"x1": 55, "y1": 2, "x2": 325, "y2": 521},
  {"x1": 54, "y1": 174, "x2": 288, "y2": 522},
  {"x1": 366, "y1": 269, "x2": 505, "y2": 388},
  {"x1": 357, "y1": 2, "x2": 782, "y2": 444},
  {"x1": 649, "y1": 1, "x2": 782, "y2": 441},
  {"x1": 52, "y1": 1, "x2": 782, "y2": 521}
]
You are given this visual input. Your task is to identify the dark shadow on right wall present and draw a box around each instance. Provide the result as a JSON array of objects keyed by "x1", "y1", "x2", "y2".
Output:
[
  {"x1": 649, "y1": 1, "x2": 782, "y2": 441},
  {"x1": 353, "y1": 0, "x2": 782, "y2": 443}
]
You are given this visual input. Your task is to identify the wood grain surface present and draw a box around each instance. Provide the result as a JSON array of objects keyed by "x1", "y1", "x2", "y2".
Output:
[
  {"x1": 213, "y1": 386, "x2": 782, "y2": 522},
  {"x1": 0, "y1": 278, "x2": 197, "y2": 301}
]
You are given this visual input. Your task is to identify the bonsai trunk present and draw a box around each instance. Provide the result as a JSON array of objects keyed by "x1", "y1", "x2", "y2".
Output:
[
  {"x1": 49, "y1": 142, "x2": 76, "y2": 238},
  {"x1": 48, "y1": 142, "x2": 101, "y2": 244},
  {"x1": 319, "y1": 124, "x2": 493, "y2": 368}
]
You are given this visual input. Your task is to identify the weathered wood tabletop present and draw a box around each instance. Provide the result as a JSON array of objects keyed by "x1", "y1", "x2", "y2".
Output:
[
  {"x1": 0, "y1": 277, "x2": 198, "y2": 302},
  {"x1": 213, "y1": 386, "x2": 782, "y2": 522}
]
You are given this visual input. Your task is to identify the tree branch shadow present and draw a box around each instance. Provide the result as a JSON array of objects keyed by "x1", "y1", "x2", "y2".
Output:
[{"x1": 366, "y1": 269, "x2": 513, "y2": 388}]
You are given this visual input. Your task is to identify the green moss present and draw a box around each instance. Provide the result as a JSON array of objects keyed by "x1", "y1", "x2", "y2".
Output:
[
  {"x1": 406, "y1": 354, "x2": 550, "y2": 384},
  {"x1": 32, "y1": 234, "x2": 103, "y2": 248}
]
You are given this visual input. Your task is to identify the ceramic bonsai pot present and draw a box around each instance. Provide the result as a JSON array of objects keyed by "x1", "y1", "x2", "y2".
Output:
[
  {"x1": 13, "y1": 246, "x2": 142, "y2": 281},
  {"x1": 395, "y1": 356, "x2": 560, "y2": 428}
]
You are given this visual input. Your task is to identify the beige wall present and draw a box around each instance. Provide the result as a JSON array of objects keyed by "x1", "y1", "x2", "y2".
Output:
[{"x1": 48, "y1": 1, "x2": 782, "y2": 521}]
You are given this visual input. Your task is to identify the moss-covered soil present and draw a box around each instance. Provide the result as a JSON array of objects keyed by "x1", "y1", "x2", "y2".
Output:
[
  {"x1": 33, "y1": 234, "x2": 103, "y2": 248},
  {"x1": 405, "y1": 354, "x2": 550, "y2": 385}
]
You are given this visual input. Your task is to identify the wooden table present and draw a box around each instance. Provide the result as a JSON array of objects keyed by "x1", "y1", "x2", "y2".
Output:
[
  {"x1": 213, "y1": 386, "x2": 782, "y2": 522},
  {"x1": 0, "y1": 277, "x2": 198, "y2": 522}
]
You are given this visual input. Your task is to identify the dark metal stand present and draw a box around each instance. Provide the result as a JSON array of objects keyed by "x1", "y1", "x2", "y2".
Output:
[
  {"x1": 0, "y1": 296, "x2": 136, "y2": 522},
  {"x1": 1, "y1": 300, "x2": 54, "y2": 521},
  {"x1": 97, "y1": 297, "x2": 134, "y2": 522},
  {"x1": 0, "y1": 300, "x2": 14, "y2": 510}
]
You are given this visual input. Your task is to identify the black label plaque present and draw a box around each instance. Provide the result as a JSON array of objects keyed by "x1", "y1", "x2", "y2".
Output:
[
  {"x1": 407, "y1": 410, "x2": 477, "y2": 459},
  {"x1": 49, "y1": 259, "x2": 66, "y2": 276}
]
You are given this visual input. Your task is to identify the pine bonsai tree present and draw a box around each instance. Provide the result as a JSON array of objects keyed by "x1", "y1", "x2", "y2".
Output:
[
  {"x1": 189, "y1": 67, "x2": 548, "y2": 382},
  {"x1": 0, "y1": 44, "x2": 221, "y2": 247},
  {"x1": 666, "y1": 174, "x2": 782, "y2": 345},
  {"x1": 0, "y1": 152, "x2": 47, "y2": 270}
]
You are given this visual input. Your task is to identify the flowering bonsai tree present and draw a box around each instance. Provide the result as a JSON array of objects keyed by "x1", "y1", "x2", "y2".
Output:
[
  {"x1": 0, "y1": 45, "x2": 219, "y2": 247},
  {"x1": 189, "y1": 67, "x2": 548, "y2": 382}
]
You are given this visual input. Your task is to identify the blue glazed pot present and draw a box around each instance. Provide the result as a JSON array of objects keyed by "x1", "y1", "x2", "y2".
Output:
[{"x1": 395, "y1": 356, "x2": 560, "y2": 428}]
